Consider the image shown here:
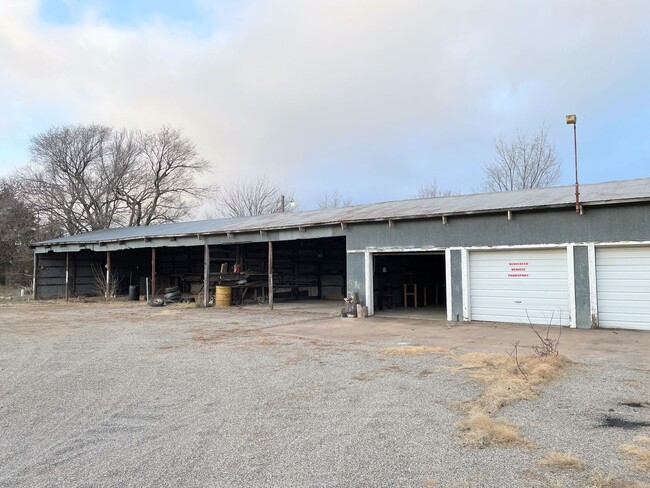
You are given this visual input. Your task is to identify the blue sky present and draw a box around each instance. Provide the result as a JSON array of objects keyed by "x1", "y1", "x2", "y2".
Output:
[{"x1": 1, "y1": 0, "x2": 649, "y2": 211}]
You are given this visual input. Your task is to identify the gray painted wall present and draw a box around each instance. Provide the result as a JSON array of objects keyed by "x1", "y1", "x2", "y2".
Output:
[
  {"x1": 346, "y1": 253, "x2": 366, "y2": 304},
  {"x1": 345, "y1": 204, "x2": 650, "y2": 250},
  {"x1": 449, "y1": 250, "x2": 463, "y2": 322},
  {"x1": 573, "y1": 246, "x2": 591, "y2": 328}
]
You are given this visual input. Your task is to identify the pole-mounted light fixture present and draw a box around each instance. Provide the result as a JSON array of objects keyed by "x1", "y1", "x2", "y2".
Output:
[{"x1": 566, "y1": 114, "x2": 580, "y2": 214}]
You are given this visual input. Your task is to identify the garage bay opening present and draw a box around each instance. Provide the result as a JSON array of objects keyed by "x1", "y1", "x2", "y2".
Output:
[{"x1": 373, "y1": 252, "x2": 447, "y2": 319}]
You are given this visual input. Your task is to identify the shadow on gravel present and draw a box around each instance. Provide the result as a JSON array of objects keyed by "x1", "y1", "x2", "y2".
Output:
[{"x1": 599, "y1": 416, "x2": 650, "y2": 430}]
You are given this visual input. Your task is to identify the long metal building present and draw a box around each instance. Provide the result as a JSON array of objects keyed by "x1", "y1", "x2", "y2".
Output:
[{"x1": 31, "y1": 177, "x2": 650, "y2": 331}]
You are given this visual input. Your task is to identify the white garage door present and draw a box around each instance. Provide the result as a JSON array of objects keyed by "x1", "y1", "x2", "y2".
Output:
[
  {"x1": 596, "y1": 247, "x2": 650, "y2": 330},
  {"x1": 470, "y1": 249, "x2": 570, "y2": 326}
]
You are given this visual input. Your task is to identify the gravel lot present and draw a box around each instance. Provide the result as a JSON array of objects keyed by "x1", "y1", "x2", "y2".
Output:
[{"x1": 0, "y1": 300, "x2": 648, "y2": 487}]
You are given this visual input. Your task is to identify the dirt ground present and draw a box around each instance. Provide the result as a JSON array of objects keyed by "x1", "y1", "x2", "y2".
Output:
[{"x1": 0, "y1": 299, "x2": 648, "y2": 487}]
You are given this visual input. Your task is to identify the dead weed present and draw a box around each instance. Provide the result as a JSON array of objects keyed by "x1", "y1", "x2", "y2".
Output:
[
  {"x1": 382, "y1": 345, "x2": 450, "y2": 356},
  {"x1": 456, "y1": 412, "x2": 528, "y2": 448},
  {"x1": 537, "y1": 451, "x2": 586, "y2": 471},
  {"x1": 457, "y1": 352, "x2": 571, "y2": 415},
  {"x1": 620, "y1": 436, "x2": 650, "y2": 471},
  {"x1": 454, "y1": 352, "x2": 571, "y2": 447},
  {"x1": 589, "y1": 472, "x2": 650, "y2": 488}
]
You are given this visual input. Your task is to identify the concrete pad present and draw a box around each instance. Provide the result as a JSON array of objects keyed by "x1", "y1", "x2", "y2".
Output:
[{"x1": 271, "y1": 315, "x2": 650, "y2": 367}]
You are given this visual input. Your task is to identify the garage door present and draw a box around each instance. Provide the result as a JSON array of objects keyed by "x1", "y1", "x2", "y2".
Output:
[
  {"x1": 596, "y1": 247, "x2": 650, "y2": 330},
  {"x1": 469, "y1": 249, "x2": 570, "y2": 326}
]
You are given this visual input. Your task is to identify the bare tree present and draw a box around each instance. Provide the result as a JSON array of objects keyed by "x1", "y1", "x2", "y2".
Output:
[
  {"x1": 317, "y1": 191, "x2": 353, "y2": 209},
  {"x1": 483, "y1": 126, "x2": 561, "y2": 192},
  {"x1": 416, "y1": 180, "x2": 456, "y2": 199},
  {"x1": 18, "y1": 124, "x2": 118, "y2": 234},
  {"x1": 217, "y1": 178, "x2": 295, "y2": 218},
  {"x1": 15, "y1": 124, "x2": 213, "y2": 235},
  {"x1": 0, "y1": 179, "x2": 36, "y2": 285},
  {"x1": 114, "y1": 126, "x2": 214, "y2": 226}
]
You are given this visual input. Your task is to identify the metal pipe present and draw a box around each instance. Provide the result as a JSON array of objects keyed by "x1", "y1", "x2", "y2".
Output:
[{"x1": 574, "y1": 123, "x2": 580, "y2": 214}]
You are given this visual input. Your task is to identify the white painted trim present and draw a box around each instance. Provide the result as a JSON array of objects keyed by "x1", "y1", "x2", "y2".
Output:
[
  {"x1": 364, "y1": 251, "x2": 374, "y2": 316},
  {"x1": 347, "y1": 247, "x2": 445, "y2": 254},
  {"x1": 347, "y1": 240, "x2": 650, "y2": 254},
  {"x1": 587, "y1": 243, "x2": 598, "y2": 327},
  {"x1": 445, "y1": 248, "x2": 452, "y2": 321},
  {"x1": 567, "y1": 244, "x2": 577, "y2": 328},
  {"x1": 461, "y1": 248, "x2": 470, "y2": 321}
]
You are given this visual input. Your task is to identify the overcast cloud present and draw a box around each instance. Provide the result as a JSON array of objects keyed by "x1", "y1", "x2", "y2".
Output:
[{"x1": 1, "y1": 0, "x2": 649, "y2": 209}]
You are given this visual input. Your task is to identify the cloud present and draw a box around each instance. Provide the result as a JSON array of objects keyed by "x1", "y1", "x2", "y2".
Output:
[{"x1": 1, "y1": 0, "x2": 650, "y2": 207}]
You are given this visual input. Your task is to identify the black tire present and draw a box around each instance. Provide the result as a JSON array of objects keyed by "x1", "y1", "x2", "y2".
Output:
[{"x1": 165, "y1": 286, "x2": 180, "y2": 294}]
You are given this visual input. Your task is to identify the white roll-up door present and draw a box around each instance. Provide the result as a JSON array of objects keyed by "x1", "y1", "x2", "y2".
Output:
[
  {"x1": 596, "y1": 246, "x2": 650, "y2": 330},
  {"x1": 469, "y1": 249, "x2": 570, "y2": 326}
]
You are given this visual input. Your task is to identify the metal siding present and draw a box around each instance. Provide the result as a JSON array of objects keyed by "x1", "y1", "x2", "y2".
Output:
[
  {"x1": 469, "y1": 249, "x2": 570, "y2": 326},
  {"x1": 346, "y1": 252, "x2": 366, "y2": 305},
  {"x1": 596, "y1": 246, "x2": 650, "y2": 330},
  {"x1": 347, "y1": 204, "x2": 650, "y2": 251},
  {"x1": 573, "y1": 246, "x2": 592, "y2": 328},
  {"x1": 450, "y1": 249, "x2": 463, "y2": 321}
]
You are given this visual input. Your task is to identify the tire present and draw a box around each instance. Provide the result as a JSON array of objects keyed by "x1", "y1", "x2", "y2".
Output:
[{"x1": 165, "y1": 286, "x2": 180, "y2": 294}]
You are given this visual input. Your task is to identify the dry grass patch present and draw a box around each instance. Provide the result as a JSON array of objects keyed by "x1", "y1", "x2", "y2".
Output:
[
  {"x1": 382, "y1": 345, "x2": 450, "y2": 356},
  {"x1": 620, "y1": 436, "x2": 650, "y2": 471},
  {"x1": 589, "y1": 472, "x2": 650, "y2": 488},
  {"x1": 537, "y1": 451, "x2": 586, "y2": 471},
  {"x1": 457, "y1": 352, "x2": 571, "y2": 415},
  {"x1": 456, "y1": 412, "x2": 528, "y2": 448},
  {"x1": 454, "y1": 352, "x2": 571, "y2": 447}
]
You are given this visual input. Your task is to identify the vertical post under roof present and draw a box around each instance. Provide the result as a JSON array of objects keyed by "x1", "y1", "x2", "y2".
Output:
[
  {"x1": 203, "y1": 243, "x2": 210, "y2": 308},
  {"x1": 151, "y1": 248, "x2": 156, "y2": 302},
  {"x1": 268, "y1": 241, "x2": 274, "y2": 310},
  {"x1": 105, "y1": 251, "x2": 111, "y2": 300}
]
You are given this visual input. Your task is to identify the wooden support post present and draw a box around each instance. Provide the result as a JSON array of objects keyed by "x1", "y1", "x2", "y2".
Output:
[
  {"x1": 105, "y1": 251, "x2": 111, "y2": 300},
  {"x1": 203, "y1": 243, "x2": 210, "y2": 307},
  {"x1": 32, "y1": 252, "x2": 38, "y2": 300},
  {"x1": 151, "y1": 248, "x2": 156, "y2": 300},
  {"x1": 268, "y1": 241, "x2": 274, "y2": 310},
  {"x1": 65, "y1": 252, "x2": 69, "y2": 301}
]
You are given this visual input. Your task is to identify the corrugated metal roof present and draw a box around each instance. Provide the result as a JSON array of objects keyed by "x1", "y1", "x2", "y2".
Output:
[{"x1": 34, "y1": 177, "x2": 650, "y2": 246}]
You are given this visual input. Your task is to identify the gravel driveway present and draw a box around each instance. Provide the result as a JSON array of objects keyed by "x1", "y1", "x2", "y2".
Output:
[{"x1": 0, "y1": 301, "x2": 648, "y2": 487}]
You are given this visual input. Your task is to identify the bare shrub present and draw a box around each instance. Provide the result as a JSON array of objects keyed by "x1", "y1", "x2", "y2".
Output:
[{"x1": 91, "y1": 264, "x2": 120, "y2": 300}]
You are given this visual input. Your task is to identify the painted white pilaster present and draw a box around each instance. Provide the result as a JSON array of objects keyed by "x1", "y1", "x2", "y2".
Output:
[
  {"x1": 567, "y1": 244, "x2": 577, "y2": 328},
  {"x1": 364, "y1": 251, "x2": 374, "y2": 316},
  {"x1": 461, "y1": 248, "x2": 470, "y2": 321}
]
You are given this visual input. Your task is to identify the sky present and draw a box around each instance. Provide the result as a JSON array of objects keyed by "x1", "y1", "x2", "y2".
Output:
[{"x1": 1, "y1": 0, "x2": 650, "y2": 211}]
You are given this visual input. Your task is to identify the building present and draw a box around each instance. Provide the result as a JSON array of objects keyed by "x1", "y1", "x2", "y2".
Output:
[{"x1": 31, "y1": 177, "x2": 650, "y2": 331}]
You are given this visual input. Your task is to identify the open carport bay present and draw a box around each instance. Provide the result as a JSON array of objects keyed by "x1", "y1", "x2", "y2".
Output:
[{"x1": 0, "y1": 301, "x2": 649, "y2": 488}]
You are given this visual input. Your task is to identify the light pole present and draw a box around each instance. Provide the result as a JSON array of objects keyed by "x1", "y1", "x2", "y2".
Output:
[
  {"x1": 565, "y1": 114, "x2": 580, "y2": 214},
  {"x1": 279, "y1": 195, "x2": 296, "y2": 213}
]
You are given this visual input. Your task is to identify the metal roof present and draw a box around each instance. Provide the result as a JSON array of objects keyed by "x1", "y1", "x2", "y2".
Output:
[{"x1": 34, "y1": 177, "x2": 650, "y2": 246}]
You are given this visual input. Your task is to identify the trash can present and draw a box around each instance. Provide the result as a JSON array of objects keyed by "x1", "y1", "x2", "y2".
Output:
[{"x1": 129, "y1": 285, "x2": 140, "y2": 301}]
